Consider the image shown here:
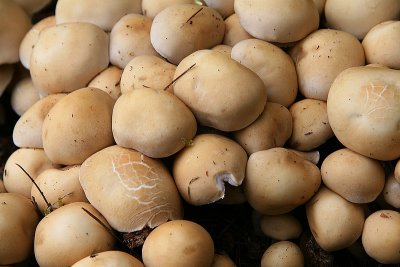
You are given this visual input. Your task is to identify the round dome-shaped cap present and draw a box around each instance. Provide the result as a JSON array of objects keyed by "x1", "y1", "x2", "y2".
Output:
[
  {"x1": 88, "y1": 66, "x2": 122, "y2": 100},
  {"x1": 261, "y1": 241, "x2": 304, "y2": 267},
  {"x1": 142, "y1": 0, "x2": 194, "y2": 19},
  {"x1": 10, "y1": 77, "x2": 40, "y2": 116},
  {"x1": 72, "y1": 251, "x2": 144, "y2": 267}
]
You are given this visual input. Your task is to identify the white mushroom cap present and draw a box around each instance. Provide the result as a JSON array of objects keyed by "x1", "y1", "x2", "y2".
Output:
[
  {"x1": 88, "y1": 65, "x2": 122, "y2": 100},
  {"x1": 10, "y1": 77, "x2": 40, "y2": 116},
  {"x1": 13, "y1": 0, "x2": 51, "y2": 15},
  {"x1": 142, "y1": 0, "x2": 194, "y2": 19},
  {"x1": 223, "y1": 14, "x2": 253, "y2": 47},
  {"x1": 55, "y1": 0, "x2": 142, "y2": 31},
  {"x1": 72, "y1": 251, "x2": 144, "y2": 267},
  {"x1": 0, "y1": 64, "x2": 14, "y2": 98}
]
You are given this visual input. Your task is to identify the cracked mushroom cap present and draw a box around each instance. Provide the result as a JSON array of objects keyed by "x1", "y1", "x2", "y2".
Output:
[
  {"x1": 173, "y1": 134, "x2": 247, "y2": 206},
  {"x1": 79, "y1": 145, "x2": 183, "y2": 232}
]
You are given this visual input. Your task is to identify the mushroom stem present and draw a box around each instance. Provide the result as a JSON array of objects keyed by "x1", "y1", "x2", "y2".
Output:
[{"x1": 163, "y1": 63, "x2": 196, "y2": 90}]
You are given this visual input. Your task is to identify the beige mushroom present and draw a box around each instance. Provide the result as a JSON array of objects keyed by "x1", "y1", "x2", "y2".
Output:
[
  {"x1": 42, "y1": 87, "x2": 115, "y2": 165},
  {"x1": 211, "y1": 44, "x2": 232, "y2": 57},
  {"x1": 260, "y1": 213, "x2": 302, "y2": 241},
  {"x1": 261, "y1": 241, "x2": 304, "y2": 267},
  {"x1": 321, "y1": 148, "x2": 385, "y2": 203},
  {"x1": 72, "y1": 251, "x2": 144, "y2": 267},
  {"x1": 142, "y1": 220, "x2": 215, "y2": 267},
  {"x1": 13, "y1": 94, "x2": 66, "y2": 148},
  {"x1": 204, "y1": 0, "x2": 234, "y2": 18},
  {"x1": 150, "y1": 4, "x2": 225, "y2": 65},
  {"x1": 290, "y1": 29, "x2": 365, "y2": 100},
  {"x1": 79, "y1": 145, "x2": 183, "y2": 232},
  {"x1": 382, "y1": 173, "x2": 400, "y2": 208},
  {"x1": 55, "y1": 0, "x2": 142, "y2": 31},
  {"x1": 362, "y1": 210, "x2": 400, "y2": 264},
  {"x1": 211, "y1": 254, "x2": 236, "y2": 267},
  {"x1": 223, "y1": 14, "x2": 253, "y2": 47},
  {"x1": 0, "y1": 64, "x2": 14, "y2": 97},
  {"x1": 10, "y1": 77, "x2": 40, "y2": 116},
  {"x1": 0, "y1": 193, "x2": 40, "y2": 265},
  {"x1": 232, "y1": 39, "x2": 298, "y2": 107},
  {"x1": 142, "y1": 0, "x2": 194, "y2": 19},
  {"x1": 88, "y1": 66, "x2": 122, "y2": 100},
  {"x1": 306, "y1": 186, "x2": 365, "y2": 251},
  {"x1": 30, "y1": 22, "x2": 109, "y2": 95},
  {"x1": 173, "y1": 134, "x2": 247, "y2": 205}
]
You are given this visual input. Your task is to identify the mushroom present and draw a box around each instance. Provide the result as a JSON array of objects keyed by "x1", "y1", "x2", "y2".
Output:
[
  {"x1": 0, "y1": 193, "x2": 40, "y2": 265},
  {"x1": 150, "y1": 4, "x2": 225, "y2": 65},
  {"x1": 88, "y1": 66, "x2": 122, "y2": 100},
  {"x1": 142, "y1": 0, "x2": 194, "y2": 19},
  {"x1": 244, "y1": 148, "x2": 321, "y2": 215},
  {"x1": 34, "y1": 202, "x2": 116, "y2": 267},
  {"x1": 259, "y1": 213, "x2": 302, "y2": 241},
  {"x1": 112, "y1": 87, "x2": 197, "y2": 158},
  {"x1": 42, "y1": 87, "x2": 115, "y2": 165},
  {"x1": 173, "y1": 134, "x2": 247, "y2": 205},
  {"x1": 362, "y1": 210, "x2": 400, "y2": 264},
  {"x1": 231, "y1": 39, "x2": 298, "y2": 107},
  {"x1": 211, "y1": 254, "x2": 236, "y2": 267},
  {"x1": 0, "y1": 0, "x2": 31, "y2": 64},
  {"x1": 71, "y1": 251, "x2": 144, "y2": 267},
  {"x1": 223, "y1": 14, "x2": 253, "y2": 47},
  {"x1": 109, "y1": 14, "x2": 159, "y2": 69},
  {"x1": 211, "y1": 44, "x2": 232, "y2": 57},
  {"x1": 0, "y1": 64, "x2": 14, "y2": 98},
  {"x1": 234, "y1": 0, "x2": 319, "y2": 44},
  {"x1": 13, "y1": 93, "x2": 66, "y2": 148},
  {"x1": 321, "y1": 148, "x2": 385, "y2": 203},
  {"x1": 306, "y1": 186, "x2": 365, "y2": 251},
  {"x1": 10, "y1": 77, "x2": 40, "y2": 116},
  {"x1": 233, "y1": 102, "x2": 293, "y2": 154},
  {"x1": 382, "y1": 173, "x2": 400, "y2": 208},
  {"x1": 30, "y1": 22, "x2": 109, "y2": 95},
  {"x1": 142, "y1": 220, "x2": 215, "y2": 267},
  {"x1": 290, "y1": 29, "x2": 365, "y2": 101},
  {"x1": 173, "y1": 49, "x2": 267, "y2": 131},
  {"x1": 55, "y1": 0, "x2": 142, "y2": 31},
  {"x1": 324, "y1": 0, "x2": 400, "y2": 39},
  {"x1": 327, "y1": 66, "x2": 400, "y2": 160},
  {"x1": 261, "y1": 241, "x2": 304, "y2": 267},
  {"x1": 203, "y1": 0, "x2": 234, "y2": 18},
  {"x1": 79, "y1": 145, "x2": 183, "y2": 232}
]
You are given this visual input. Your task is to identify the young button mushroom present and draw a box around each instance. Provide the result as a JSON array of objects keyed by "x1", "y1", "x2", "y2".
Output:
[
  {"x1": 55, "y1": 0, "x2": 142, "y2": 31},
  {"x1": 233, "y1": 102, "x2": 293, "y2": 155},
  {"x1": 150, "y1": 4, "x2": 225, "y2": 65},
  {"x1": 327, "y1": 66, "x2": 400, "y2": 160},
  {"x1": 88, "y1": 66, "x2": 122, "y2": 100},
  {"x1": 0, "y1": 193, "x2": 39, "y2": 265},
  {"x1": 234, "y1": 0, "x2": 319, "y2": 44},
  {"x1": 173, "y1": 49, "x2": 267, "y2": 132},
  {"x1": 110, "y1": 14, "x2": 159, "y2": 69},
  {"x1": 203, "y1": 0, "x2": 234, "y2": 19},
  {"x1": 112, "y1": 88, "x2": 197, "y2": 158},
  {"x1": 362, "y1": 210, "x2": 400, "y2": 264},
  {"x1": 261, "y1": 241, "x2": 304, "y2": 267},
  {"x1": 382, "y1": 173, "x2": 400, "y2": 208},
  {"x1": 306, "y1": 187, "x2": 365, "y2": 251},
  {"x1": 34, "y1": 202, "x2": 116, "y2": 267},
  {"x1": 321, "y1": 148, "x2": 385, "y2": 203},
  {"x1": 244, "y1": 148, "x2": 321, "y2": 215},
  {"x1": 173, "y1": 134, "x2": 247, "y2": 205},
  {"x1": 142, "y1": 0, "x2": 194, "y2": 19},
  {"x1": 223, "y1": 14, "x2": 253, "y2": 47},
  {"x1": 13, "y1": 94, "x2": 66, "y2": 148},
  {"x1": 211, "y1": 254, "x2": 236, "y2": 267},
  {"x1": 10, "y1": 77, "x2": 40, "y2": 116},
  {"x1": 30, "y1": 22, "x2": 109, "y2": 95},
  {"x1": 290, "y1": 29, "x2": 365, "y2": 101},
  {"x1": 259, "y1": 213, "x2": 302, "y2": 241},
  {"x1": 79, "y1": 145, "x2": 183, "y2": 232},
  {"x1": 142, "y1": 220, "x2": 215, "y2": 267},
  {"x1": 42, "y1": 87, "x2": 115, "y2": 165},
  {"x1": 71, "y1": 251, "x2": 144, "y2": 267}
]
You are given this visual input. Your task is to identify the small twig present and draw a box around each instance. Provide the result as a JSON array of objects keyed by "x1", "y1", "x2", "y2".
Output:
[
  {"x1": 16, "y1": 163, "x2": 52, "y2": 213},
  {"x1": 81, "y1": 207, "x2": 124, "y2": 244},
  {"x1": 164, "y1": 63, "x2": 196, "y2": 90},
  {"x1": 184, "y1": 7, "x2": 203, "y2": 24}
]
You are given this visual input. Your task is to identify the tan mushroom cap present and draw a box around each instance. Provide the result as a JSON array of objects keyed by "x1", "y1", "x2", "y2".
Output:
[
  {"x1": 234, "y1": 0, "x2": 319, "y2": 44},
  {"x1": 261, "y1": 241, "x2": 304, "y2": 267},
  {"x1": 290, "y1": 29, "x2": 365, "y2": 101},
  {"x1": 211, "y1": 44, "x2": 232, "y2": 57},
  {"x1": 121, "y1": 55, "x2": 176, "y2": 94},
  {"x1": 55, "y1": 0, "x2": 142, "y2": 31},
  {"x1": 306, "y1": 187, "x2": 365, "y2": 251},
  {"x1": 34, "y1": 202, "x2": 115, "y2": 267},
  {"x1": 79, "y1": 145, "x2": 183, "y2": 232},
  {"x1": 30, "y1": 22, "x2": 109, "y2": 95},
  {"x1": 233, "y1": 102, "x2": 292, "y2": 155},
  {"x1": 10, "y1": 77, "x2": 40, "y2": 116},
  {"x1": 31, "y1": 165, "x2": 88, "y2": 213},
  {"x1": 260, "y1": 213, "x2": 302, "y2": 241},
  {"x1": 363, "y1": 21, "x2": 400, "y2": 70},
  {"x1": 0, "y1": 193, "x2": 40, "y2": 265},
  {"x1": 142, "y1": 220, "x2": 215, "y2": 267},
  {"x1": 211, "y1": 254, "x2": 236, "y2": 267},
  {"x1": 13, "y1": 0, "x2": 51, "y2": 14},
  {"x1": 362, "y1": 210, "x2": 400, "y2": 264},
  {"x1": 321, "y1": 148, "x2": 385, "y2": 203},
  {"x1": 0, "y1": 0, "x2": 31, "y2": 64},
  {"x1": 173, "y1": 49, "x2": 267, "y2": 131},
  {"x1": 223, "y1": 14, "x2": 253, "y2": 47},
  {"x1": 142, "y1": 0, "x2": 194, "y2": 19},
  {"x1": 110, "y1": 14, "x2": 159, "y2": 69},
  {"x1": 327, "y1": 66, "x2": 400, "y2": 160},
  {"x1": 325, "y1": 0, "x2": 400, "y2": 40},
  {"x1": 173, "y1": 134, "x2": 247, "y2": 205},
  {"x1": 112, "y1": 88, "x2": 197, "y2": 158},
  {"x1": 88, "y1": 66, "x2": 122, "y2": 100},
  {"x1": 72, "y1": 251, "x2": 144, "y2": 267},
  {"x1": 382, "y1": 173, "x2": 400, "y2": 208},
  {"x1": 3, "y1": 148, "x2": 56, "y2": 198},
  {"x1": 0, "y1": 64, "x2": 14, "y2": 97},
  {"x1": 244, "y1": 148, "x2": 321, "y2": 215},
  {"x1": 13, "y1": 94, "x2": 66, "y2": 148},
  {"x1": 150, "y1": 4, "x2": 225, "y2": 65},
  {"x1": 204, "y1": 0, "x2": 234, "y2": 18},
  {"x1": 19, "y1": 16, "x2": 55, "y2": 70}
]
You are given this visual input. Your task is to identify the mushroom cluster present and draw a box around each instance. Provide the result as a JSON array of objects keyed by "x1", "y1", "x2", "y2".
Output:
[{"x1": 1, "y1": 0, "x2": 400, "y2": 266}]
